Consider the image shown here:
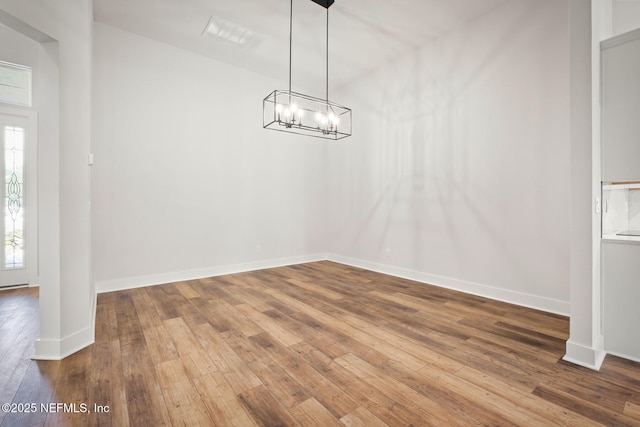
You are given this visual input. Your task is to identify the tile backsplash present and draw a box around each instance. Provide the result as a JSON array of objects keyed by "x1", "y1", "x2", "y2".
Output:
[
  {"x1": 602, "y1": 183, "x2": 640, "y2": 236},
  {"x1": 630, "y1": 189, "x2": 640, "y2": 230}
]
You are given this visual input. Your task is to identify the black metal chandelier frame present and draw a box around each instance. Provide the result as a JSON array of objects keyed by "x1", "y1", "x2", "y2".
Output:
[{"x1": 263, "y1": 0, "x2": 352, "y2": 140}]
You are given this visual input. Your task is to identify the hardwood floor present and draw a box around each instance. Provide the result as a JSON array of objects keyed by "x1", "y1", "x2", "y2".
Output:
[{"x1": 1, "y1": 261, "x2": 640, "y2": 426}]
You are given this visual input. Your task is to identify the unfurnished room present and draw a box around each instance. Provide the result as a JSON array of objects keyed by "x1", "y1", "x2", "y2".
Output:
[{"x1": 1, "y1": 0, "x2": 640, "y2": 425}]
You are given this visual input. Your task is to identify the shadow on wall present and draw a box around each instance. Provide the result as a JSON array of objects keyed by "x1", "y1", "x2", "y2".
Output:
[{"x1": 331, "y1": 0, "x2": 570, "y2": 295}]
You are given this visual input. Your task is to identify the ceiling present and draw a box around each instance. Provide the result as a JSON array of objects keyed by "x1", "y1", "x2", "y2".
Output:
[{"x1": 93, "y1": 0, "x2": 510, "y2": 94}]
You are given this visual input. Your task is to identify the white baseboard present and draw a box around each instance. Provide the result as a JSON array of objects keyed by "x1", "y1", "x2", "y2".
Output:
[
  {"x1": 564, "y1": 339, "x2": 606, "y2": 370},
  {"x1": 33, "y1": 326, "x2": 94, "y2": 361},
  {"x1": 327, "y1": 254, "x2": 570, "y2": 316},
  {"x1": 603, "y1": 350, "x2": 640, "y2": 364},
  {"x1": 95, "y1": 254, "x2": 327, "y2": 294},
  {"x1": 95, "y1": 253, "x2": 569, "y2": 316}
]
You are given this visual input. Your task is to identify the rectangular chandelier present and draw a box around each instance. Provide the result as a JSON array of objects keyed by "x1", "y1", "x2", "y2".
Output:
[
  {"x1": 263, "y1": 0, "x2": 351, "y2": 140},
  {"x1": 263, "y1": 90, "x2": 352, "y2": 140}
]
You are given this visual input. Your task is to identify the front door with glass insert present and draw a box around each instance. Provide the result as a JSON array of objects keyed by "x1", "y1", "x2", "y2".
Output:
[{"x1": 0, "y1": 110, "x2": 36, "y2": 288}]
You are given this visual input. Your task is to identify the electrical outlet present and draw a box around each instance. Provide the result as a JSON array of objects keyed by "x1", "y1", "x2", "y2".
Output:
[
  {"x1": 256, "y1": 245, "x2": 262, "y2": 253},
  {"x1": 385, "y1": 248, "x2": 391, "y2": 257}
]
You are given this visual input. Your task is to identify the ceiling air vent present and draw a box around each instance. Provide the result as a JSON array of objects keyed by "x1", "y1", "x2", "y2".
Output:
[{"x1": 202, "y1": 15, "x2": 257, "y2": 46}]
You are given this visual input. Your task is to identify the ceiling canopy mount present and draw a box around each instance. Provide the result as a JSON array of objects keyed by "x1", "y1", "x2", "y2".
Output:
[{"x1": 310, "y1": 0, "x2": 335, "y2": 9}]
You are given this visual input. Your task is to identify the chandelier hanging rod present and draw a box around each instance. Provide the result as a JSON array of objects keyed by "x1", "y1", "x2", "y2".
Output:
[
  {"x1": 325, "y1": 6, "x2": 329, "y2": 102},
  {"x1": 289, "y1": 0, "x2": 293, "y2": 94},
  {"x1": 287, "y1": 0, "x2": 328, "y2": 100}
]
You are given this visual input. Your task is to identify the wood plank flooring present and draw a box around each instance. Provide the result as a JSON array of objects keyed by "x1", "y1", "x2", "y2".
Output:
[{"x1": 1, "y1": 261, "x2": 640, "y2": 426}]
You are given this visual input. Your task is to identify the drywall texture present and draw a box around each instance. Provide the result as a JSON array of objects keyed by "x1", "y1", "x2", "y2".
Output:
[
  {"x1": 613, "y1": 0, "x2": 640, "y2": 35},
  {"x1": 92, "y1": 23, "x2": 328, "y2": 291},
  {"x1": 327, "y1": 0, "x2": 571, "y2": 313}
]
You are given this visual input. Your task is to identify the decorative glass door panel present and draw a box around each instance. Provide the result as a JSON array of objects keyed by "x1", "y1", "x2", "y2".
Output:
[
  {"x1": 4, "y1": 125, "x2": 24, "y2": 269},
  {"x1": 0, "y1": 110, "x2": 35, "y2": 288}
]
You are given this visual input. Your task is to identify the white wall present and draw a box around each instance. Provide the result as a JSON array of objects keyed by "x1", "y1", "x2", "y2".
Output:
[
  {"x1": 613, "y1": 0, "x2": 640, "y2": 34},
  {"x1": 92, "y1": 23, "x2": 328, "y2": 292},
  {"x1": 0, "y1": 24, "x2": 38, "y2": 66},
  {"x1": 0, "y1": 0, "x2": 92, "y2": 360},
  {"x1": 327, "y1": 0, "x2": 571, "y2": 314},
  {"x1": 602, "y1": 242, "x2": 640, "y2": 361}
]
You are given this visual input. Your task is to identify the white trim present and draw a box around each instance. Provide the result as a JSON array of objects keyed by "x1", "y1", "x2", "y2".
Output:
[
  {"x1": 95, "y1": 254, "x2": 327, "y2": 294},
  {"x1": 0, "y1": 60, "x2": 32, "y2": 107},
  {"x1": 564, "y1": 339, "x2": 606, "y2": 370},
  {"x1": 32, "y1": 326, "x2": 94, "y2": 360},
  {"x1": 604, "y1": 350, "x2": 640, "y2": 364},
  {"x1": 96, "y1": 253, "x2": 570, "y2": 315},
  {"x1": 33, "y1": 338, "x2": 59, "y2": 360},
  {"x1": 601, "y1": 26, "x2": 640, "y2": 49},
  {"x1": 327, "y1": 254, "x2": 570, "y2": 316},
  {"x1": 0, "y1": 9, "x2": 56, "y2": 43}
]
